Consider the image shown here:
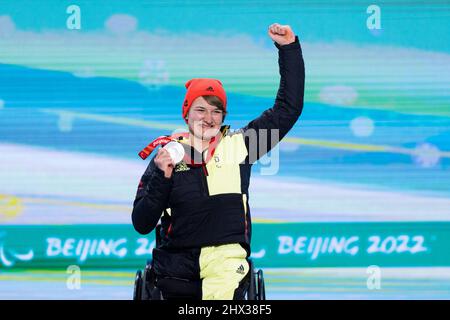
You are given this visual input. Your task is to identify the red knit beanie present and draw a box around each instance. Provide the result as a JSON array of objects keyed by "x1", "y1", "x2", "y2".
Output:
[{"x1": 182, "y1": 78, "x2": 227, "y2": 123}]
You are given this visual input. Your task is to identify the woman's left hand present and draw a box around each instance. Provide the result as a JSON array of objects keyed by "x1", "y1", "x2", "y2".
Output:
[{"x1": 268, "y1": 23, "x2": 296, "y2": 46}]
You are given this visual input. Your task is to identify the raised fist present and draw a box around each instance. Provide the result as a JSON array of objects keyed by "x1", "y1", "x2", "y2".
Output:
[{"x1": 268, "y1": 23, "x2": 296, "y2": 46}]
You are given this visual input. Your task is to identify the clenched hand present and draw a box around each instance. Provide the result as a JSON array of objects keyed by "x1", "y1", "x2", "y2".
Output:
[
  {"x1": 268, "y1": 23, "x2": 296, "y2": 46},
  {"x1": 154, "y1": 148, "x2": 175, "y2": 178}
]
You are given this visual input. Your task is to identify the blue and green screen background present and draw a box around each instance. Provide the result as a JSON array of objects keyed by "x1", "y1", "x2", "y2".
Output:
[{"x1": 0, "y1": 0, "x2": 449, "y2": 299}]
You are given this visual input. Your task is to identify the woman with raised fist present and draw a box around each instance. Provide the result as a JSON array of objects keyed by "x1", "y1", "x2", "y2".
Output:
[{"x1": 132, "y1": 23, "x2": 305, "y2": 300}]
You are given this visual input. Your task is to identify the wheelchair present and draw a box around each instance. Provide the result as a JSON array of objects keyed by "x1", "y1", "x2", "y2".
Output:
[{"x1": 133, "y1": 225, "x2": 266, "y2": 300}]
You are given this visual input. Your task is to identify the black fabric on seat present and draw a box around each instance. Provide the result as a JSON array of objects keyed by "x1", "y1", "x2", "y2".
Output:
[{"x1": 156, "y1": 277, "x2": 202, "y2": 300}]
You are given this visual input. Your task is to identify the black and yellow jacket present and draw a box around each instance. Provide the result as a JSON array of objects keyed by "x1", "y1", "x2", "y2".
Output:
[{"x1": 132, "y1": 36, "x2": 305, "y2": 269}]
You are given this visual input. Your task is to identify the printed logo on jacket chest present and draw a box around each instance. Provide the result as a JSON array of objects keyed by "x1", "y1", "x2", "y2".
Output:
[
  {"x1": 214, "y1": 154, "x2": 221, "y2": 168},
  {"x1": 175, "y1": 162, "x2": 190, "y2": 172}
]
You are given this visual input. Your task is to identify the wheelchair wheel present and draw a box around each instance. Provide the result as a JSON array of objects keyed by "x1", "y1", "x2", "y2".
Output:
[
  {"x1": 257, "y1": 269, "x2": 266, "y2": 300},
  {"x1": 143, "y1": 262, "x2": 164, "y2": 300},
  {"x1": 247, "y1": 260, "x2": 256, "y2": 300},
  {"x1": 133, "y1": 270, "x2": 143, "y2": 300},
  {"x1": 141, "y1": 265, "x2": 151, "y2": 300}
]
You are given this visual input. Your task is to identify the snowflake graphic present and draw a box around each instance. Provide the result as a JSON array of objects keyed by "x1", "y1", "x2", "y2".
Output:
[
  {"x1": 138, "y1": 59, "x2": 170, "y2": 90},
  {"x1": 413, "y1": 143, "x2": 441, "y2": 168}
]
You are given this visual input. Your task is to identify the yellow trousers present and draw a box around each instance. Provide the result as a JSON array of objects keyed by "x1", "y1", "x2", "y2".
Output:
[{"x1": 199, "y1": 243, "x2": 249, "y2": 300}]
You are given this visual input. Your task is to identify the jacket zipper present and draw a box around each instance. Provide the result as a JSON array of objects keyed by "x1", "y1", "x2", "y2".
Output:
[
  {"x1": 242, "y1": 194, "x2": 248, "y2": 236},
  {"x1": 200, "y1": 164, "x2": 209, "y2": 196}
]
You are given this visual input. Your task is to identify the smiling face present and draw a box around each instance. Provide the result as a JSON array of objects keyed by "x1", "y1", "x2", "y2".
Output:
[{"x1": 186, "y1": 96, "x2": 225, "y2": 141}]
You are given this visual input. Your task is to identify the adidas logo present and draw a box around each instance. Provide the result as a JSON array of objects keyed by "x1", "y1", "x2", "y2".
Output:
[
  {"x1": 236, "y1": 264, "x2": 245, "y2": 275},
  {"x1": 175, "y1": 162, "x2": 190, "y2": 172},
  {"x1": 206, "y1": 86, "x2": 214, "y2": 92}
]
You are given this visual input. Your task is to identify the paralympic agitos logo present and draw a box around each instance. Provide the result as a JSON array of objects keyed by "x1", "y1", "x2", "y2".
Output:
[{"x1": 0, "y1": 232, "x2": 34, "y2": 267}]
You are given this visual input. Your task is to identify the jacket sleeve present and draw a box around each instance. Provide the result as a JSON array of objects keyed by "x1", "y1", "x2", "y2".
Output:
[
  {"x1": 241, "y1": 35, "x2": 305, "y2": 163},
  {"x1": 131, "y1": 157, "x2": 172, "y2": 235}
]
